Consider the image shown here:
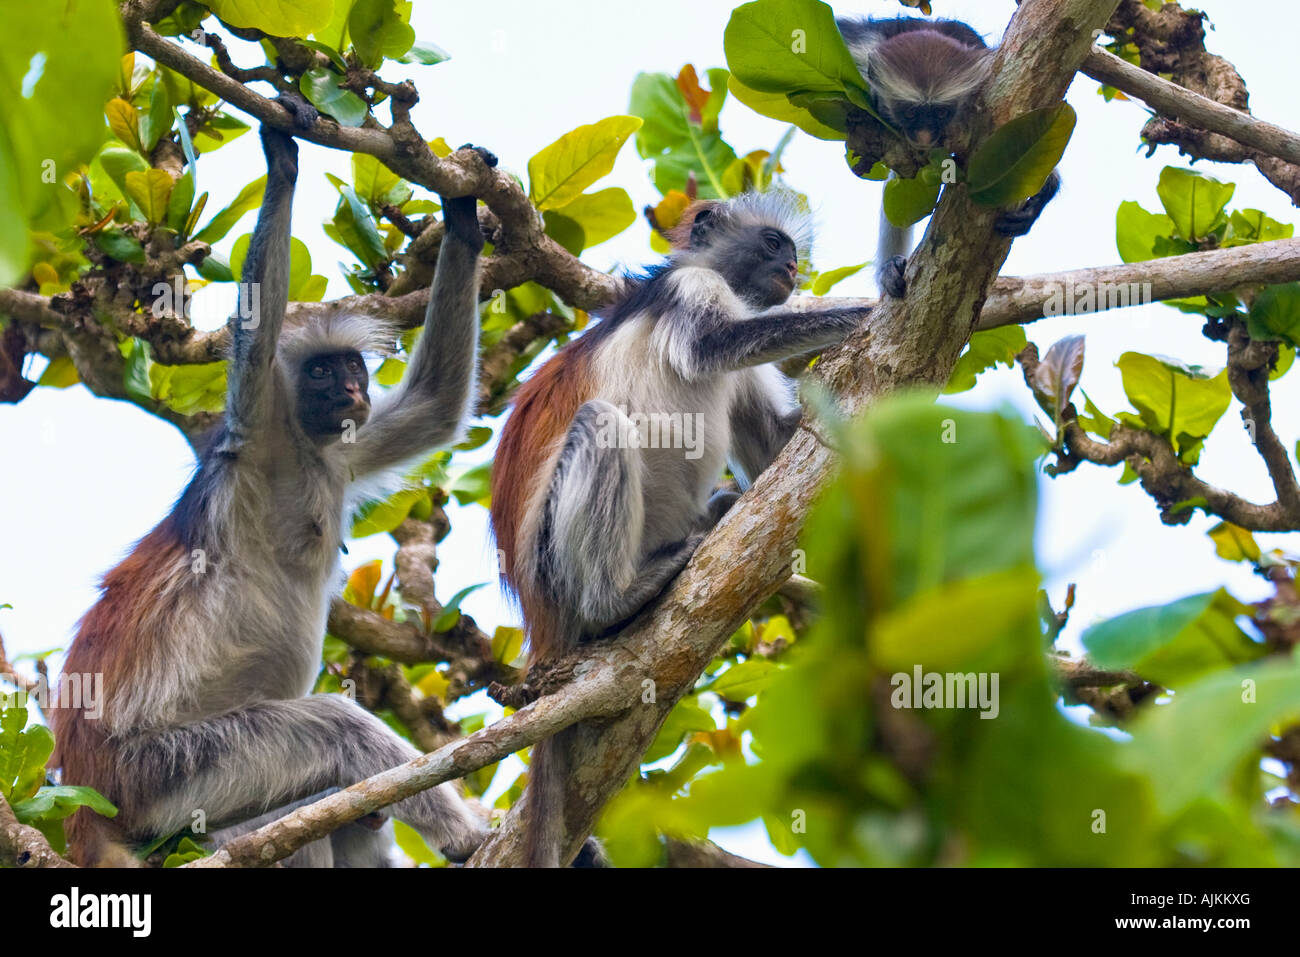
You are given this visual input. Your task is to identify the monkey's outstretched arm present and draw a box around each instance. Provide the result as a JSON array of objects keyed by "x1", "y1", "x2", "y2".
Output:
[
  {"x1": 219, "y1": 118, "x2": 307, "y2": 451},
  {"x1": 350, "y1": 146, "x2": 498, "y2": 477},
  {"x1": 670, "y1": 304, "x2": 871, "y2": 378}
]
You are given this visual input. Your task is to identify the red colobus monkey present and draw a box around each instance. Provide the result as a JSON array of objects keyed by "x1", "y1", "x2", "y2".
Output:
[
  {"x1": 490, "y1": 191, "x2": 873, "y2": 866},
  {"x1": 53, "y1": 100, "x2": 497, "y2": 867},
  {"x1": 837, "y1": 15, "x2": 1061, "y2": 298}
]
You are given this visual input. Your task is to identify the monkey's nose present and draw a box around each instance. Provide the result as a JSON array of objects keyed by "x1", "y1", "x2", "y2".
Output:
[
  {"x1": 785, "y1": 261, "x2": 798, "y2": 279},
  {"x1": 912, "y1": 130, "x2": 935, "y2": 147}
]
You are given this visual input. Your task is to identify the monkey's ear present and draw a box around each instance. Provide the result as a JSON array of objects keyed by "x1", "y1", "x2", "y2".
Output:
[{"x1": 689, "y1": 206, "x2": 716, "y2": 247}]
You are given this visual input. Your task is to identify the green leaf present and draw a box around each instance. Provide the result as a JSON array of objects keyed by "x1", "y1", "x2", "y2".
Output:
[
  {"x1": 300, "y1": 67, "x2": 368, "y2": 127},
  {"x1": 96, "y1": 146, "x2": 150, "y2": 201},
  {"x1": 447, "y1": 461, "x2": 492, "y2": 506},
  {"x1": 348, "y1": 0, "x2": 415, "y2": 68},
  {"x1": 140, "y1": 77, "x2": 173, "y2": 152},
  {"x1": 727, "y1": 75, "x2": 846, "y2": 140},
  {"x1": 1081, "y1": 589, "x2": 1263, "y2": 687},
  {"x1": 1077, "y1": 390, "x2": 1114, "y2": 439},
  {"x1": 702, "y1": 658, "x2": 778, "y2": 702},
  {"x1": 1246, "y1": 282, "x2": 1300, "y2": 348},
  {"x1": 722, "y1": 0, "x2": 870, "y2": 110},
  {"x1": 194, "y1": 175, "x2": 266, "y2": 245},
  {"x1": 873, "y1": 567, "x2": 1041, "y2": 674},
  {"x1": 1116, "y1": 351, "x2": 1232, "y2": 452},
  {"x1": 353, "y1": 153, "x2": 411, "y2": 209},
  {"x1": 191, "y1": 112, "x2": 250, "y2": 153},
  {"x1": 123, "y1": 169, "x2": 174, "y2": 225},
  {"x1": 11, "y1": 784, "x2": 117, "y2": 823},
  {"x1": 943, "y1": 326, "x2": 1027, "y2": 394},
  {"x1": 0, "y1": 707, "x2": 54, "y2": 803},
  {"x1": 1225, "y1": 208, "x2": 1293, "y2": 247},
  {"x1": 398, "y1": 39, "x2": 451, "y2": 65},
  {"x1": 149, "y1": 360, "x2": 228, "y2": 415},
  {"x1": 0, "y1": 0, "x2": 123, "y2": 284},
  {"x1": 1115, "y1": 200, "x2": 1177, "y2": 263},
  {"x1": 93, "y1": 228, "x2": 145, "y2": 264},
  {"x1": 297, "y1": 39, "x2": 349, "y2": 72},
  {"x1": 967, "y1": 104, "x2": 1076, "y2": 208},
  {"x1": 542, "y1": 187, "x2": 636, "y2": 254},
  {"x1": 166, "y1": 171, "x2": 196, "y2": 234},
  {"x1": 162, "y1": 835, "x2": 209, "y2": 867},
  {"x1": 121, "y1": 337, "x2": 153, "y2": 404},
  {"x1": 432, "y1": 583, "x2": 487, "y2": 632},
  {"x1": 393, "y1": 819, "x2": 446, "y2": 866},
  {"x1": 205, "y1": 0, "x2": 334, "y2": 36},
  {"x1": 810, "y1": 262, "x2": 867, "y2": 296},
  {"x1": 1156, "y1": 167, "x2": 1235, "y2": 241},
  {"x1": 1127, "y1": 656, "x2": 1300, "y2": 816},
  {"x1": 350, "y1": 487, "x2": 426, "y2": 537},
  {"x1": 882, "y1": 173, "x2": 940, "y2": 228},
  {"x1": 645, "y1": 699, "x2": 716, "y2": 763},
  {"x1": 528, "y1": 116, "x2": 643, "y2": 210}
]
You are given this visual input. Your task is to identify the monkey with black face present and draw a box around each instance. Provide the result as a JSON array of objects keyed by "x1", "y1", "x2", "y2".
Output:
[
  {"x1": 53, "y1": 103, "x2": 498, "y2": 867},
  {"x1": 837, "y1": 15, "x2": 1062, "y2": 298},
  {"x1": 491, "y1": 191, "x2": 872, "y2": 866}
]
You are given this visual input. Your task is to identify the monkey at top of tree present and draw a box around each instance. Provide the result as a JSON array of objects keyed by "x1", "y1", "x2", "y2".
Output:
[{"x1": 837, "y1": 14, "x2": 1061, "y2": 299}]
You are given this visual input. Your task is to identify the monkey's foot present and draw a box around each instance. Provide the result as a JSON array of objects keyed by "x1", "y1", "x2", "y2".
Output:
[
  {"x1": 993, "y1": 205, "x2": 1038, "y2": 237},
  {"x1": 877, "y1": 254, "x2": 907, "y2": 299},
  {"x1": 274, "y1": 92, "x2": 320, "y2": 132},
  {"x1": 457, "y1": 143, "x2": 499, "y2": 169}
]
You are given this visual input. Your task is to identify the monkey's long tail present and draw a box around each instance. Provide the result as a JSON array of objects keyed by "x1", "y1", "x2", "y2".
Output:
[{"x1": 523, "y1": 729, "x2": 572, "y2": 867}]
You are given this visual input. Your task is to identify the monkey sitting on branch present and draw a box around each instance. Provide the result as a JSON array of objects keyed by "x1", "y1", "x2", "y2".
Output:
[
  {"x1": 54, "y1": 98, "x2": 498, "y2": 868},
  {"x1": 490, "y1": 189, "x2": 874, "y2": 865}
]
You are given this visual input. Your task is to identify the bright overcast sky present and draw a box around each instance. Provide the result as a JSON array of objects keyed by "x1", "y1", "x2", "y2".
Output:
[{"x1": 2, "y1": 1, "x2": 1298, "y2": 864}]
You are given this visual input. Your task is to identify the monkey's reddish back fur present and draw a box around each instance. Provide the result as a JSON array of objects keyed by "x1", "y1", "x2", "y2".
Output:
[
  {"x1": 491, "y1": 339, "x2": 594, "y2": 662},
  {"x1": 52, "y1": 517, "x2": 189, "y2": 864}
]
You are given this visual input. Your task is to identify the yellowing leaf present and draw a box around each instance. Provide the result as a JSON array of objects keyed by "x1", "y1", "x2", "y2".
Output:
[
  {"x1": 415, "y1": 668, "x2": 450, "y2": 702},
  {"x1": 105, "y1": 98, "x2": 141, "y2": 152},
  {"x1": 491, "y1": 626, "x2": 524, "y2": 665},
  {"x1": 37, "y1": 356, "x2": 78, "y2": 388},
  {"x1": 344, "y1": 559, "x2": 384, "y2": 607},
  {"x1": 123, "y1": 169, "x2": 174, "y2": 224},
  {"x1": 528, "y1": 115, "x2": 642, "y2": 210},
  {"x1": 1208, "y1": 522, "x2": 1261, "y2": 563}
]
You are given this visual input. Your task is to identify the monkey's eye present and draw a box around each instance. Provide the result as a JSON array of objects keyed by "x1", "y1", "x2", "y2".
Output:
[
  {"x1": 308, "y1": 364, "x2": 329, "y2": 379},
  {"x1": 346, "y1": 357, "x2": 363, "y2": 374},
  {"x1": 762, "y1": 230, "x2": 784, "y2": 254}
]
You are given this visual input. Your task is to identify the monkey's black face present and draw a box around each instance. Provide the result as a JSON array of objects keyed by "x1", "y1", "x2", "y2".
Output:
[
  {"x1": 882, "y1": 100, "x2": 956, "y2": 149},
  {"x1": 716, "y1": 225, "x2": 799, "y2": 308},
  {"x1": 297, "y1": 350, "x2": 371, "y2": 441}
]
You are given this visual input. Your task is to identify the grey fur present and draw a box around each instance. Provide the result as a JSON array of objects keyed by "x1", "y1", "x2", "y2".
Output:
[
  {"x1": 537, "y1": 248, "x2": 871, "y2": 643},
  {"x1": 109, "y1": 127, "x2": 486, "y2": 865}
]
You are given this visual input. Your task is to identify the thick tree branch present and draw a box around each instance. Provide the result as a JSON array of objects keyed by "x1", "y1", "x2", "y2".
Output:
[{"x1": 1082, "y1": 47, "x2": 1300, "y2": 167}]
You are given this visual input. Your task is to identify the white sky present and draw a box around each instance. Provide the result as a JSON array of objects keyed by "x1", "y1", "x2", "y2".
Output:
[{"x1": 2, "y1": 1, "x2": 1298, "y2": 864}]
